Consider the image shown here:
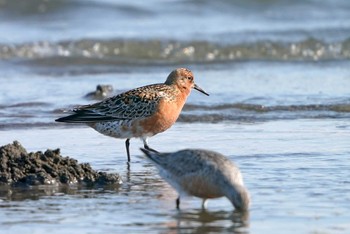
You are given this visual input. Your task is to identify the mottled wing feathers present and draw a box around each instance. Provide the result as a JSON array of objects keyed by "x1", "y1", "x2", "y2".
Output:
[{"x1": 56, "y1": 84, "x2": 169, "y2": 123}]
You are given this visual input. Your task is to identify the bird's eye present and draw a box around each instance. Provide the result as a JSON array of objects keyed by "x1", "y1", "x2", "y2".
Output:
[{"x1": 187, "y1": 76, "x2": 193, "y2": 81}]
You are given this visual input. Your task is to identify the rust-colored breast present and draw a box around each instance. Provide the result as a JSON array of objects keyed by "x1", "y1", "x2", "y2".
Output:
[{"x1": 134, "y1": 93, "x2": 187, "y2": 136}]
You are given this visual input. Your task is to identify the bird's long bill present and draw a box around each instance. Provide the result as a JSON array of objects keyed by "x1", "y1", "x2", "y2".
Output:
[{"x1": 193, "y1": 84, "x2": 209, "y2": 96}]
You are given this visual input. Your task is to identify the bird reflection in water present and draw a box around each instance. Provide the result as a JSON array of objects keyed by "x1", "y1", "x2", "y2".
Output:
[{"x1": 164, "y1": 209, "x2": 249, "y2": 233}]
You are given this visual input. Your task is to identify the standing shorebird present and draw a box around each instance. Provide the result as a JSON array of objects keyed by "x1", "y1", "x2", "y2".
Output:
[
  {"x1": 55, "y1": 68, "x2": 209, "y2": 162},
  {"x1": 140, "y1": 148, "x2": 250, "y2": 211}
]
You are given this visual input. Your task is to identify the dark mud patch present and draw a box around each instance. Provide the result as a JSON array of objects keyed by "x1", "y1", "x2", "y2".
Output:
[{"x1": 0, "y1": 141, "x2": 122, "y2": 187}]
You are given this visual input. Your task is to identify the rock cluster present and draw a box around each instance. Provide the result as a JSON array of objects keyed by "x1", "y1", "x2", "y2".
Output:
[{"x1": 0, "y1": 141, "x2": 121, "y2": 186}]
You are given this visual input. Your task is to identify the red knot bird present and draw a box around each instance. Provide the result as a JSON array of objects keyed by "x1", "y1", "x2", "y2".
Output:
[
  {"x1": 140, "y1": 148, "x2": 250, "y2": 211},
  {"x1": 55, "y1": 68, "x2": 209, "y2": 162}
]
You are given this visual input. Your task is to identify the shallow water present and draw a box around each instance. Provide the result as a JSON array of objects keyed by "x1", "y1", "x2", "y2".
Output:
[
  {"x1": 1, "y1": 0, "x2": 350, "y2": 233},
  {"x1": 1, "y1": 61, "x2": 350, "y2": 129},
  {"x1": 1, "y1": 120, "x2": 350, "y2": 233}
]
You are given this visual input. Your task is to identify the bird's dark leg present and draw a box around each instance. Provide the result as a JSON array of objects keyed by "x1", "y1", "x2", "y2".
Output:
[
  {"x1": 143, "y1": 139, "x2": 159, "y2": 153},
  {"x1": 125, "y1": 138, "x2": 131, "y2": 162},
  {"x1": 176, "y1": 197, "x2": 180, "y2": 209}
]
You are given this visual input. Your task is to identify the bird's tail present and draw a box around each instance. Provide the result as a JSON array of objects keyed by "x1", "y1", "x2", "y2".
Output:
[
  {"x1": 55, "y1": 114, "x2": 86, "y2": 123},
  {"x1": 139, "y1": 148, "x2": 162, "y2": 164},
  {"x1": 55, "y1": 111, "x2": 120, "y2": 123}
]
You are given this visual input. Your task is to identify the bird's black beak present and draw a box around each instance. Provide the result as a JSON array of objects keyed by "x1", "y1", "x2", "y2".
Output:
[{"x1": 194, "y1": 84, "x2": 209, "y2": 96}]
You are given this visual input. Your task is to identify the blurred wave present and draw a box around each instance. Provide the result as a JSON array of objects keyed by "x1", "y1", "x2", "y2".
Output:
[
  {"x1": 1, "y1": 0, "x2": 349, "y2": 129},
  {"x1": 1, "y1": 38, "x2": 349, "y2": 65}
]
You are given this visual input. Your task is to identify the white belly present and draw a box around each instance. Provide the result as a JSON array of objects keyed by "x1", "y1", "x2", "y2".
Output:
[{"x1": 88, "y1": 120, "x2": 155, "y2": 139}]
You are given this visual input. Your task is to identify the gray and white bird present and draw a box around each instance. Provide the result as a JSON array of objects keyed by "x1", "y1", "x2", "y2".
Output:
[{"x1": 140, "y1": 148, "x2": 250, "y2": 211}]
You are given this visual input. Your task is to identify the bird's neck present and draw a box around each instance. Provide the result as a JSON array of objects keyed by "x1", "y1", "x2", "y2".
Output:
[
  {"x1": 174, "y1": 84, "x2": 191, "y2": 99},
  {"x1": 226, "y1": 184, "x2": 250, "y2": 211}
]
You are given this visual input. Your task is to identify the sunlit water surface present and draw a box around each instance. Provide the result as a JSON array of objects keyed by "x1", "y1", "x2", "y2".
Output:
[
  {"x1": 1, "y1": 120, "x2": 349, "y2": 233},
  {"x1": 1, "y1": 0, "x2": 350, "y2": 233}
]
